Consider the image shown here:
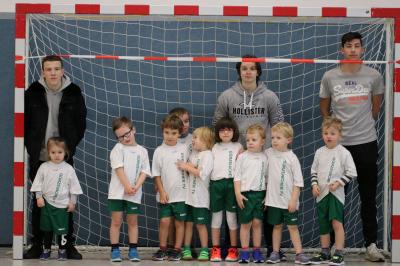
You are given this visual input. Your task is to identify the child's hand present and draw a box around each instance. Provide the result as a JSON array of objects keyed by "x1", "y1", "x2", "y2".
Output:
[
  {"x1": 159, "y1": 190, "x2": 169, "y2": 204},
  {"x1": 37, "y1": 197, "x2": 45, "y2": 208},
  {"x1": 235, "y1": 193, "x2": 248, "y2": 209},
  {"x1": 175, "y1": 160, "x2": 186, "y2": 171},
  {"x1": 312, "y1": 185, "x2": 320, "y2": 198},
  {"x1": 124, "y1": 185, "x2": 135, "y2": 195},
  {"x1": 67, "y1": 203, "x2": 76, "y2": 212},
  {"x1": 288, "y1": 199, "x2": 297, "y2": 213},
  {"x1": 329, "y1": 181, "x2": 340, "y2": 192}
]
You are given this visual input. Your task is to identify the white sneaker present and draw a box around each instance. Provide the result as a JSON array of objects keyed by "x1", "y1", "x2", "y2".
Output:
[{"x1": 365, "y1": 243, "x2": 385, "y2": 262}]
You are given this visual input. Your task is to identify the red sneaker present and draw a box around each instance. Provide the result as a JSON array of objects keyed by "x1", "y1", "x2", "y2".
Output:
[
  {"x1": 225, "y1": 247, "x2": 239, "y2": 262},
  {"x1": 210, "y1": 247, "x2": 222, "y2": 262}
]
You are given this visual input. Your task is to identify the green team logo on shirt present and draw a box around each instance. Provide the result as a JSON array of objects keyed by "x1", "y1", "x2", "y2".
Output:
[
  {"x1": 328, "y1": 157, "x2": 336, "y2": 183},
  {"x1": 180, "y1": 153, "x2": 186, "y2": 189},
  {"x1": 53, "y1": 173, "x2": 63, "y2": 200},
  {"x1": 228, "y1": 151, "x2": 233, "y2": 178},
  {"x1": 280, "y1": 161, "x2": 287, "y2": 196},
  {"x1": 259, "y1": 161, "x2": 265, "y2": 190},
  {"x1": 133, "y1": 155, "x2": 140, "y2": 186}
]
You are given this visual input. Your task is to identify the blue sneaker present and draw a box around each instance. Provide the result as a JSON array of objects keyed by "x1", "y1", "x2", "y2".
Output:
[
  {"x1": 239, "y1": 250, "x2": 250, "y2": 263},
  {"x1": 40, "y1": 249, "x2": 51, "y2": 260},
  {"x1": 58, "y1": 249, "x2": 67, "y2": 261},
  {"x1": 129, "y1": 248, "x2": 140, "y2": 262},
  {"x1": 252, "y1": 249, "x2": 265, "y2": 263},
  {"x1": 110, "y1": 248, "x2": 122, "y2": 262}
]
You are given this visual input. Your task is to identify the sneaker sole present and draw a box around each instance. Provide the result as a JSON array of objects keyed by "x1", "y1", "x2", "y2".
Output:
[
  {"x1": 226, "y1": 258, "x2": 239, "y2": 262},
  {"x1": 295, "y1": 261, "x2": 311, "y2": 265},
  {"x1": 130, "y1": 258, "x2": 141, "y2": 262},
  {"x1": 111, "y1": 258, "x2": 122, "y2": 262},
  {"x1": 267, "y1": 259, "x2": 281, "y2": 264},
  {"x1": 210, "y1": 258, "x2": 222, "y2": 262}
]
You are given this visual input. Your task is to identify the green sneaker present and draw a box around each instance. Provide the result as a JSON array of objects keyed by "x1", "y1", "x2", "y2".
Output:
[
  {"x1": 182, "y1": 248, "x2": 193, "y2": 260},
  {"x1": 198, "y1": 248, "x2": 209, "y2": 261}
]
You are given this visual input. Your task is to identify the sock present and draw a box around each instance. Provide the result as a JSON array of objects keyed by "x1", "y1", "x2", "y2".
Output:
[
  {"x1": 111, "y1": 244, "x2": 119, "y2": 251},
  {"x1": 213, "y1": 245, "x2": 220, "y2": 249},
  {"x1": 322, "y1": 247, "x2": 330, "y2": 255},
  {"x1": 129, "y1": 243, "x2": 138, "y2": 249},
  {"x1": 334, "y1": 249, "x2": 343, "y2": 256},
  {"x1": 160, "y1": 246, "x2": 167, "y2": 251}
]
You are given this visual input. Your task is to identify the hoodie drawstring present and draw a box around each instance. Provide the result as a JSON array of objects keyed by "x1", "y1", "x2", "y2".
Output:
[{"x1": 243, "y1": 90, "x2": 254, "y2": 109}]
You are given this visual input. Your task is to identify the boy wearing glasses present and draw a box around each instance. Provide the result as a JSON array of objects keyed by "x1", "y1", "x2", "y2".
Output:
[{"x1": 108, "y1": 116, "x2": 151, "y2": 262}]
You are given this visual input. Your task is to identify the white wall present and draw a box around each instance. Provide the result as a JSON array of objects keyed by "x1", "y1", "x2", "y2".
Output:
[{"x1": 2, "y1": 0, "x2": 400, "y2": 13}]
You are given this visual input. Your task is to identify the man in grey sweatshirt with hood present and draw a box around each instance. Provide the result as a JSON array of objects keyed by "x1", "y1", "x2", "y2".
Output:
[
  {"x1": 213, "y1": 54, "x2": 284, "y2": 260},
  {"x1": 24, "y1": 55, "x2": 86, "y2": 259}
]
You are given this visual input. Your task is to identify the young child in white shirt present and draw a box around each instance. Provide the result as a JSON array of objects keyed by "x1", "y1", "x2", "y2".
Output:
[
  {"x1": 176, "y1": 126, "x2": 215, "y2": 261},
  {"x1": 107, "y1": 116, "x2": 151, "y2": 262},
  {"x1": 310, "y1": 117, "x2": 357, "y2": 266},
  {"x1": 31, "y1": 137, "x2": 83, "y2": 261},
  {"x1": 234, "y1": 124, "x2": 267, "y2": 263},
  {"x1": 265, "y1": 122, "x2": 310, "y2": 264}
]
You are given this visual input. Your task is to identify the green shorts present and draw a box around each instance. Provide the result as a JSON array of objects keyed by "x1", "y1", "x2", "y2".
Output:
[
  {"x1": 267, "y1": 206, "x2": 298, "y2": 225},
  {"x1": 237, "y1": 191, "x2": 265, "y2": 224},
  {"x1": 40, "y1": 201, "x2": 69, "y2": 235},
  {"x1": 317, "y1": 193, "x2": 344, "y2": 234},
  {"x1": 186, "y1": 206, "x2": 210, "y2": 224},
  {"x1": 108, "y1": 199, "x2": 140, "y2": 214},
  {"x1": 210, "y1": 179, "x2": 237, "y2": 213},
  {"x1": 159, "y1": 202, "x2": 187, "y2": 221}
]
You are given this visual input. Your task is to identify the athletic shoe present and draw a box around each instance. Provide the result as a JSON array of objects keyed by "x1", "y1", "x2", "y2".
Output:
[
  {"x1": 365, "y1": 243, "x2": 385, "y2": 262},
  {"x1": 252, "y1": 249, "x2": 265, "y2": 263},
  {"x1": 129, "y1": 248, "x2": 140, "y2": 262},
  {"x1": 39, "y1": 249, "x2": 51, "y2": 260},
  {"x1": 110, "y1": 248, "x2": 122, "y2": 262},
  {"x1": 310, "y1": 252, "x2": 331, "y2": 264},
  {"x1": 267, "y1": 251, "x2": 280, "y2": 264},
  {"x1": 152, "y1": 249, "x2": 168, "y2": 261},
  {"x1": 168, "y1": 249, "x2": 182, "y2": 261},
  {"x1": 182, "y1": 247, "x2": 193, "y2": 260},
  {"x1": 24, "y1": 244, "x2": 43, "y2": 259},
  {"x1": 295, "y1": 253, "x2": 311, "y2": 265},
  {"x1": 329, "y1": 254, "x2": 344, "y2": 266},
  {"x1": 210, "y1": 247, "x2": 222, "y2": 262},
  {"x1": 225, "y1": 247, "x2": 239, "y2": 262},
  {"x1": 58, "y1": 249, "x2": 67, "y2": 261},
  {"x1": 198, "y1": 249, "x2": 210, "y2": 261},
  {"x1": 66, "y1": 245, "x2": 82, "y2": 260},
  {"x1": 239, "y1": 250, "x2": 250, "y2": 263},
  {"x1": 279, "y1": 249, "x2": 287, "y2": 261}
]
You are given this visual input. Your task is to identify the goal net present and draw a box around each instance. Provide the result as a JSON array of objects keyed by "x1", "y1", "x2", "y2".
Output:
[{"x1": 26, "y1": 14, "x2": 392, "y2": 249}]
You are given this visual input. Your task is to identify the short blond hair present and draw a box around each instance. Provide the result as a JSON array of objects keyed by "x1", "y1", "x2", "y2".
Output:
[
  {"x1": 193, "y1": 127, "x2": 215, "y2": 150},
  {"x1": 271, "y1": 122, "x2": 293, "y2": 139},
  {"x1": 246, "y1": 124, "x2": 266, "y2": 139},
  {"x1": 322, "y1": 116, "x2": 343, "y2": 134}
]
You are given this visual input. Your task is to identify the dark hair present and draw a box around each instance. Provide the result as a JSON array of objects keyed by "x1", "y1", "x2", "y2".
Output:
[
  {"x1": 169, "y1": 107, "x2": 190, "y2": 117},
  {"x1": 235, "y1": 54, "x2": 262, "y2": 84},
  {"x1": 47, "y1": 137, "x2": 69, "y2": 161},
  {"x1": 214, "y1": 117, "x2": 240, "y2": 143},
  {"x1": 41, "y1": 55, "x2": 64, "y2": 70},
  {"x1": 112, "y1": 116, "x2": 134, "y2": 132},
  {"x1": 341, "y1": 32, "x2": 363, "y2": 47},
  {"x1": 161, "y1": 114, "x2": 184, "y2": 133}
]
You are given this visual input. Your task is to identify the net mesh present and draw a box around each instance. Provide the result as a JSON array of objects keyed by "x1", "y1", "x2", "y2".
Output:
[{"x1": 26, "y1": 14, "x2": 390, "y2": 248}]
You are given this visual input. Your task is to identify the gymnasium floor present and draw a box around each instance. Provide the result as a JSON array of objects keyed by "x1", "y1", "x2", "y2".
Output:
[{"x1": 0, "y1": 247, "x2": 396, "y2": 266}]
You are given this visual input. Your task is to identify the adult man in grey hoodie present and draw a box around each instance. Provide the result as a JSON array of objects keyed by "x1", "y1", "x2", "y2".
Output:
[
  {"x1": 24, "y1": 55, "x2": 86, "y2": 259},
  {"x1": 213, "y1": 54, "x2": 284, "y2": 260}
]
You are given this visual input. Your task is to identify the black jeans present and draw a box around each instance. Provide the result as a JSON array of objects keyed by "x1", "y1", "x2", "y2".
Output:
[
  {"x1": 344, "y1": 141, "x2": 379, "y2": 247},
  {"x1": 29, "y1": 159, "x2": 76, "y2": 247}
]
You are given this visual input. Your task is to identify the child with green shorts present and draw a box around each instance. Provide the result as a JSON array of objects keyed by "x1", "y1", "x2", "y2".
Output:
[
  {"x1": 176, "y1": 126, "x2": 215, "y2": 261},
  {"x1": 30, "y1": 137, "x2": 83, "y2": 261},
  {"x1": 152, "y1": 114, "x2": 190, "y2": 261},
  {"x1": 310, "y1": 117, "x2": 356, "y2": 266},
  {"x1": 108, "y1": 116, "x2": 151, "y2": 262},
  {"x1": 265, "y1": 122, "x2": 310, "y2": 264},
  {"x1": 209, "y1": 117, "x2": 242, "y2": 262},
  {"x1": 234, "y1": 124, "x2": 267, "y2": 263}
]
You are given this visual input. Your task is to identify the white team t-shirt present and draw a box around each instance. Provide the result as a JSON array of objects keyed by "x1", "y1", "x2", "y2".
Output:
[
  {"x1": 265, "y1": 148, "x2": 304, "y2": 209},
  {"x1": 211, "y1": 142, "x2": 242, "y2": 181},
  {"x1": 152, "y1": 142, "x2": 189, "y2": 203},
  {"x1": 234, "y1": 150, "x2": 267, "y2": 192},
  {"x1": 31, "y1": 161, "x2": 83, "y2": 208},
  {"x1": 108, "y1": 143, "x2": 151, "y2": 204},
  {"x1": 178, "y1": 133, "x2": 193, "y2": 153},
  {"x1": 185, "y1": 150, "x2": 213, "y2": 208},
  {"x1": 311, "y1": 145, "x2": 357, "y2": 204}
]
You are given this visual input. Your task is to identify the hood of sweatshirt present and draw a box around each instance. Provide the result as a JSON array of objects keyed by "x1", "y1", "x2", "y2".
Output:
[{"x1": 39, "y1": 75, "x2": 71, "y2": 93}]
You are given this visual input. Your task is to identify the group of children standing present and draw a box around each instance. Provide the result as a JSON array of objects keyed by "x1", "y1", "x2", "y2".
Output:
[{"x1": 30, "y1": 106, "x2": 356, "y2": 266}]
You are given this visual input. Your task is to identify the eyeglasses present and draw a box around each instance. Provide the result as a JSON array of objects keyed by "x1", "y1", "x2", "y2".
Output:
[
  {"x1": 116, "y1": 129, "x2": 132, "y2": 141},
  {"x1": 219, "y1": 128, "x2": 233, "y2": 133}
]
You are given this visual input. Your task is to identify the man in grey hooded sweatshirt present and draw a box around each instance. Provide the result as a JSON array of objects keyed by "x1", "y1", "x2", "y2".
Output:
[
  {"x1": 24, "y1": 55, "x2": 86, "y2": 259},
  {"x1": 213, "y1": 54, "x2": 284, "y2": 260}
]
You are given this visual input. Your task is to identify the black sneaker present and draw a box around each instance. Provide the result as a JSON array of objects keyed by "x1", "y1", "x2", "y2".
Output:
[
  {"x1": 279, "y1": 249, "x2": 287, "y2": 261},
  {"x1": 66, "y1": 245, "x2": 82, "y2": 260},
  {"x1": 168, "y1": 249, "x2": 182, "y2": 261},
  {"x1": 23, "y1": 244, "x2": 43, "y2": 259},
  {"x1": 330, "y1": 254, "x2": 344, "y2": 266},
  {"x1": 152, "y1": 249, "x2": 168, "y2": 261},
  {"x1": 310, "y1": 252, "x2": 331, "y2": 264}
]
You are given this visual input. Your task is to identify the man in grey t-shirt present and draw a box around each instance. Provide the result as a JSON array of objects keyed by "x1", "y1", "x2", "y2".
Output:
[{"x1": 319, "y1": 32, "x2": 385, "y2": 262}]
